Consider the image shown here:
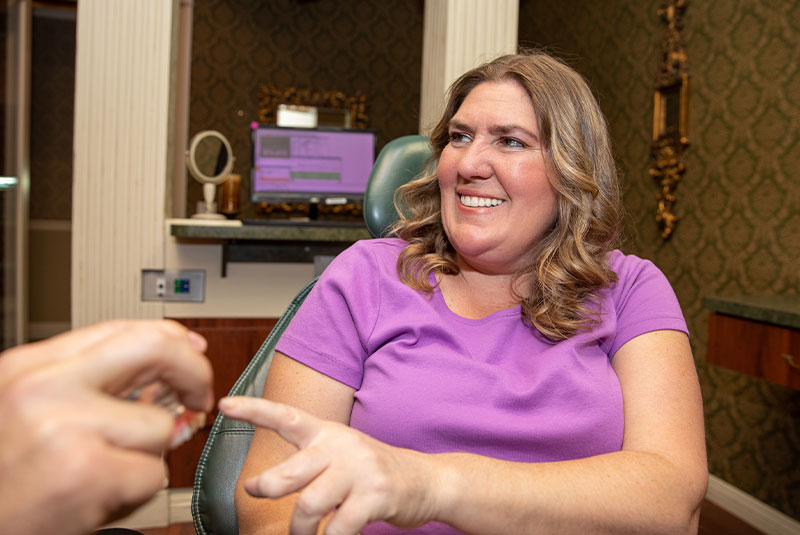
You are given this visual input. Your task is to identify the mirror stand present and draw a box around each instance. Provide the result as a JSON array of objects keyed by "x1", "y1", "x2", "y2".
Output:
[{"x1": 195, "y1": 182, "x2": 225, "y2": 220}]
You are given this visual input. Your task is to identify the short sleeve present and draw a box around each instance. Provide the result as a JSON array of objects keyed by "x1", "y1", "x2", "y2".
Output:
[
  {"x1": 605, "y1": 251, "x2": 689, "y2": 357},
  {"x1": 275, "y1": 241, "x2": 382, "y2": 389}
]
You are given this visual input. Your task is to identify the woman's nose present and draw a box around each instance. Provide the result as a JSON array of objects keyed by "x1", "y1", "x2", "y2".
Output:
[{"x1": 457, "y1": 141, "x2": 492, "y2": 180}]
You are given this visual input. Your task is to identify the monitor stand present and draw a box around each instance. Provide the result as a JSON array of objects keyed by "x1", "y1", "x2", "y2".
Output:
[{"x1": 308, "y1": 202, "x2": 319, "y2": 221}]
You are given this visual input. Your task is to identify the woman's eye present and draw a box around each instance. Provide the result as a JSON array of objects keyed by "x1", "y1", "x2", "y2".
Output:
[
  {"x1": 500, "y1": 137, "x2": 525, "y2": 148},
  {"x1": 449, "y1": 132, "x2": 470, "y2": 145}
]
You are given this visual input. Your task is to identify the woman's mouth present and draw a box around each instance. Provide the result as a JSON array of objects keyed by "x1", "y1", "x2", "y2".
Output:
[{"x1": 460, "y1": 195, "x2": 505, "y2": 208}]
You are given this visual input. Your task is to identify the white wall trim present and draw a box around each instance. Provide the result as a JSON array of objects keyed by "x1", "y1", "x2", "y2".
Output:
[
  {"x1": 98, "y1": 486, "x2": 193, "y2": 530},
  {"x1": 72, "y1": 0, "x2": 173, "y2": 328},
  {"x1": 706, "y1": 474, "x2": 800, "y2": 535},
  {"x1": 100, "y1": 489, "x2": 169, "y2": 530},
  {"x1": 169, "y1": 486, "x2": 194, "y2": 524}
]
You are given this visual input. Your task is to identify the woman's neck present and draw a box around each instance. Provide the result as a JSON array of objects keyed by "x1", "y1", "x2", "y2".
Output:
[{"x1": 436, "y1": 266, "x2": 523, "y2": 319}]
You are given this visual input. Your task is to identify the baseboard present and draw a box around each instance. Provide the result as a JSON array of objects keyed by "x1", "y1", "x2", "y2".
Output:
[
  {"x1": 169, "y1": 487, "x2": 194, "y2": 524},
  {"x1": 706, "y1": 474, "x2": 800, "y2": 535},
  {"x1": 97, "y1": 487, "x2": 193, "y2": 530},
  {"x1": 100, "y1": 489, "x2": 169, "y2": 530}
]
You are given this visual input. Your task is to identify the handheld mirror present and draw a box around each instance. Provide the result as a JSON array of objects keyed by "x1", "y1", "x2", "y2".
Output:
[{"x1": 186, "y1": 130, "x2": 234, "y2": 219}]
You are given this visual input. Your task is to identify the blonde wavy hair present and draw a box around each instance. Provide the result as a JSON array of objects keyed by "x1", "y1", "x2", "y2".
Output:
[{"x1": 390, "y1": 50, "x2": 623, "y2": 341}]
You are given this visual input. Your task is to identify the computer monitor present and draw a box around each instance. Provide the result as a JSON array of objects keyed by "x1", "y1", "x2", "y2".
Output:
[{"x1": 250, "y1": 123, "x2": 377, "y2": 211}]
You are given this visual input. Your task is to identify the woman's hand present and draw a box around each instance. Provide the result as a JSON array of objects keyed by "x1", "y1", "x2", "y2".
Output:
[{"x1": 220, "y1": 396, "x2": 441, "y2": 535}]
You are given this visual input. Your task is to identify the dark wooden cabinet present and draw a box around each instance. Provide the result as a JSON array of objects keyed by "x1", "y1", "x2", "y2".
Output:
[
  {"x1": 165, "y1": 317, "x2": 278, "y2": 488},
  {"x1": 707, "y1": 312, "x2": 800, "y2": 390}
]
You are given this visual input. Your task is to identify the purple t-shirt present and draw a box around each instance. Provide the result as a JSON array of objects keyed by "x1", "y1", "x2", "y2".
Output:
[{"x1": 275, "y1": 238, "x2": 687, "y2": 534}]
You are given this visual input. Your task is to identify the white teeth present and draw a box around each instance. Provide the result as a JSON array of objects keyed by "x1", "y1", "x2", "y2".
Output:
[{"x1": 460, "y1": 195, "x2": 504, "y2": 208}]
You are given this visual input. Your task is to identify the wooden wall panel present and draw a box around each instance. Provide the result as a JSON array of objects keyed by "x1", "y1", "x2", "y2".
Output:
[{"x1": 708, "y1": 313, "x2": 800, "y2": 390}]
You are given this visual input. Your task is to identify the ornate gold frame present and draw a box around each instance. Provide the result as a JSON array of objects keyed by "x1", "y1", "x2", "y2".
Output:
[
  {"x1": 255, "y1": 85, "x2": 369, "y2": 218},
  {"x1": 257, "y1": 84, "x2": 368, "y2": 129},
  {"x1": 649, "y1": 0, "x2": 689, "y2": 240}
]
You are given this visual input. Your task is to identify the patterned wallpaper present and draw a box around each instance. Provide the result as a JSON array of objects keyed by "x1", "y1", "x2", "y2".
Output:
[
  {"x1": 188, "y1": 0, "x2": 424, "y2": 218},
  {"x1": 519, "y1": 0, "x2": 800, "y2": 519}
]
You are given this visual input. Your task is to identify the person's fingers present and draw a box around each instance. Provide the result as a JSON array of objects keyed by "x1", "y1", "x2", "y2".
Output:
[
  {"x1": 245, "y1": 446, "x2": 330, "y2": 498},
  {"x1": 74, "y1": 320, "x2": 213, "y2": 412},
  {"x1": 290, "y1": 467, "x2": 353, "y2": 535},
  {"x1": 186, "y1": 329, "x2": 208, "y2": 352},
  {"x1": 219, "y1": 396, "x2": 322, "y2": 448},
  {"x1": 325, "y1": 494, "x2": 375, "y2": 535},
  {"x1": 87, "y1": 395, "x2": 176, "y2": 453},
  {"x1": 31, "y1": 320, "x2": 133, "y2": 357},
  {"x1": 36, "y1": 433, "x2": 169, "y2": 533},
  {"x1": 93, "y1": 447, "x2": 170, "y2": 519},
  {"x1": 0, "y1": 320, "x2": 132, "y2": 382}
]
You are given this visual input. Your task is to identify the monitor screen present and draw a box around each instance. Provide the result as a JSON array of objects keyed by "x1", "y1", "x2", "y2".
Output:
[{"x1": 251, "y1": 124, "x2": 377, "y2": 205}]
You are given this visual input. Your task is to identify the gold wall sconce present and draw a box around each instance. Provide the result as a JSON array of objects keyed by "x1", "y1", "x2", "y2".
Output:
[{"x1": 649, "y1": 0, "x2": 689, "y2": 240}]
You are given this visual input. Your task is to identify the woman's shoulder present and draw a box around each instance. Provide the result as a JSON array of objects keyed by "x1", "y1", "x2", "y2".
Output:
[
  {"x1": 605, "y1": 249, "x2": 678, "y2": 304},
  {"x1": 323, "y1": 238, "x2": 408, "y2": 280},
  {"x1": 342, "y1": 237, "x2": 408, "y2": 263},
  {"x1": 601, "y1": 250, "x2": 687, "y2": 351},
  {"x1": 607, "y1": 249, "x2": 665, "y2": 281}
]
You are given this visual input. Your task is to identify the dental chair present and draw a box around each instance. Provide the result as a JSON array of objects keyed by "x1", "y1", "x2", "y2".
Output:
[{"x1": 191, "y1": 135, "x2": 432, "y2": 535}]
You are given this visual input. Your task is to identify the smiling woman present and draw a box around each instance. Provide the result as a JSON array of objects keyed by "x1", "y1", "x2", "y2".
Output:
[
  {"x1": 395, "y1": 52, "x2": 622, "y2": 340},
  {"x1": 233, "y1": 50, "x2": 707, "y2": 535}
]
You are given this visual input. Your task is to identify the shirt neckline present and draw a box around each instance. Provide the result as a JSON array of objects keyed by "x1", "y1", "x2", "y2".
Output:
[{"x1": 428, "y1": 272, "x2": 522, "y2": 325}]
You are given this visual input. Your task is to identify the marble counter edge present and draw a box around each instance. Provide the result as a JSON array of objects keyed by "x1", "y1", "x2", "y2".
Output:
[
  {"x1": 703, "y1": 295, "x2": 800, "y2": 330},
  {"x1": 169, "y1": 222, "x2": 372, "y2": 242}
]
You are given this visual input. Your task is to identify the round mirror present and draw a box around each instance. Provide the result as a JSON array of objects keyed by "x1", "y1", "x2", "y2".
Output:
[
  {"x1": 187, "y1": 130, "x2": 234, "y2": 185},
  {"x1": 186, "y1": 130, "x2": 235, "y2": 219}
]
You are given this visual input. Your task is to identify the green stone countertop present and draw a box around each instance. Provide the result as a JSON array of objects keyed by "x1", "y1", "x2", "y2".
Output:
[
  {"x1": 703, "y1": 295, "x2": 800, "y2": 330},
  {"x1": 169, "y1": 220, "x2": 372, "y2": 242},
  {"x1": 167, "y1": 219, "x2": 373, "y2": 276}
]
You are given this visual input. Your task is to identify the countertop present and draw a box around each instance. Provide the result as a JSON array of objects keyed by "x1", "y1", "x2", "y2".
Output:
[
  {"x1": 168, "y1": 218, "x2": 372, "y2": 242},
  {"x1": 703, "y1": 295, "x2": 800, "y2": 330}
]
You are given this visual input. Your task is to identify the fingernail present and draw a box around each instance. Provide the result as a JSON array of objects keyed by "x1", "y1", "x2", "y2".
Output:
[
  {"x1": 187, "y1": 330, "x2": 207, "y2": 351},
  {"x1": 218, "y1": 396, "x2": 237, "y2": 412},
  {"x1": 245, "y1": 477, "x2": 261, "y2": 496}
]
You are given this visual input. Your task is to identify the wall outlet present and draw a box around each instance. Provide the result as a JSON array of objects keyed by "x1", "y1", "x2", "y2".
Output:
[{"x1": 142, "y1": 269, "x2": 205, "y2": 302}]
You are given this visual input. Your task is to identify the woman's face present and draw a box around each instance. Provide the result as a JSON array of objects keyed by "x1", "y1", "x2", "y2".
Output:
[{"x1": 437, "y1": 80, "x2": 558, "y2": 275}]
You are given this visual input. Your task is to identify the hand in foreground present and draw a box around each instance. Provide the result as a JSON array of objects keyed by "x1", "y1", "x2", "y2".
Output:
[
  {"x1": 219, "y1": 396, "x2": 440, "y2": 535},
  {"x1": 0, "y1": 320, "x2": 214, "y2": 535}
]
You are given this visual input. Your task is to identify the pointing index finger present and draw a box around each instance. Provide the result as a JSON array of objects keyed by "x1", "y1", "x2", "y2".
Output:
[{"x1": 219, "y1": 396, "x2": 320, "y2": 449}]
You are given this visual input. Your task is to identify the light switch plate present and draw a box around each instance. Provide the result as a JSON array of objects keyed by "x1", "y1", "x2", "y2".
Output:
[{"x1": 142, "y1": 269, "x2": 205, "y2": 302}]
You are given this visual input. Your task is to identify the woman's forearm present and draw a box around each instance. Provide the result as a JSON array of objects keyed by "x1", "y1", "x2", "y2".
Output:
[{"x1": 431, "y1": 450, "x2": 706, "y2": 535}]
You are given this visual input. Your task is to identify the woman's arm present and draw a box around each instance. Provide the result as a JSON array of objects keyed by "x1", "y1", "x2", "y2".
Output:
[
  {"x1": 430, "y1": 329, "x2": 707, "y2": 534},
  {"x1": 235, "y1": 352, "x2": 356, "y2": 535},
  {"x1": 227, "y1": 329, "x2": 707, "y2": 535}
]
